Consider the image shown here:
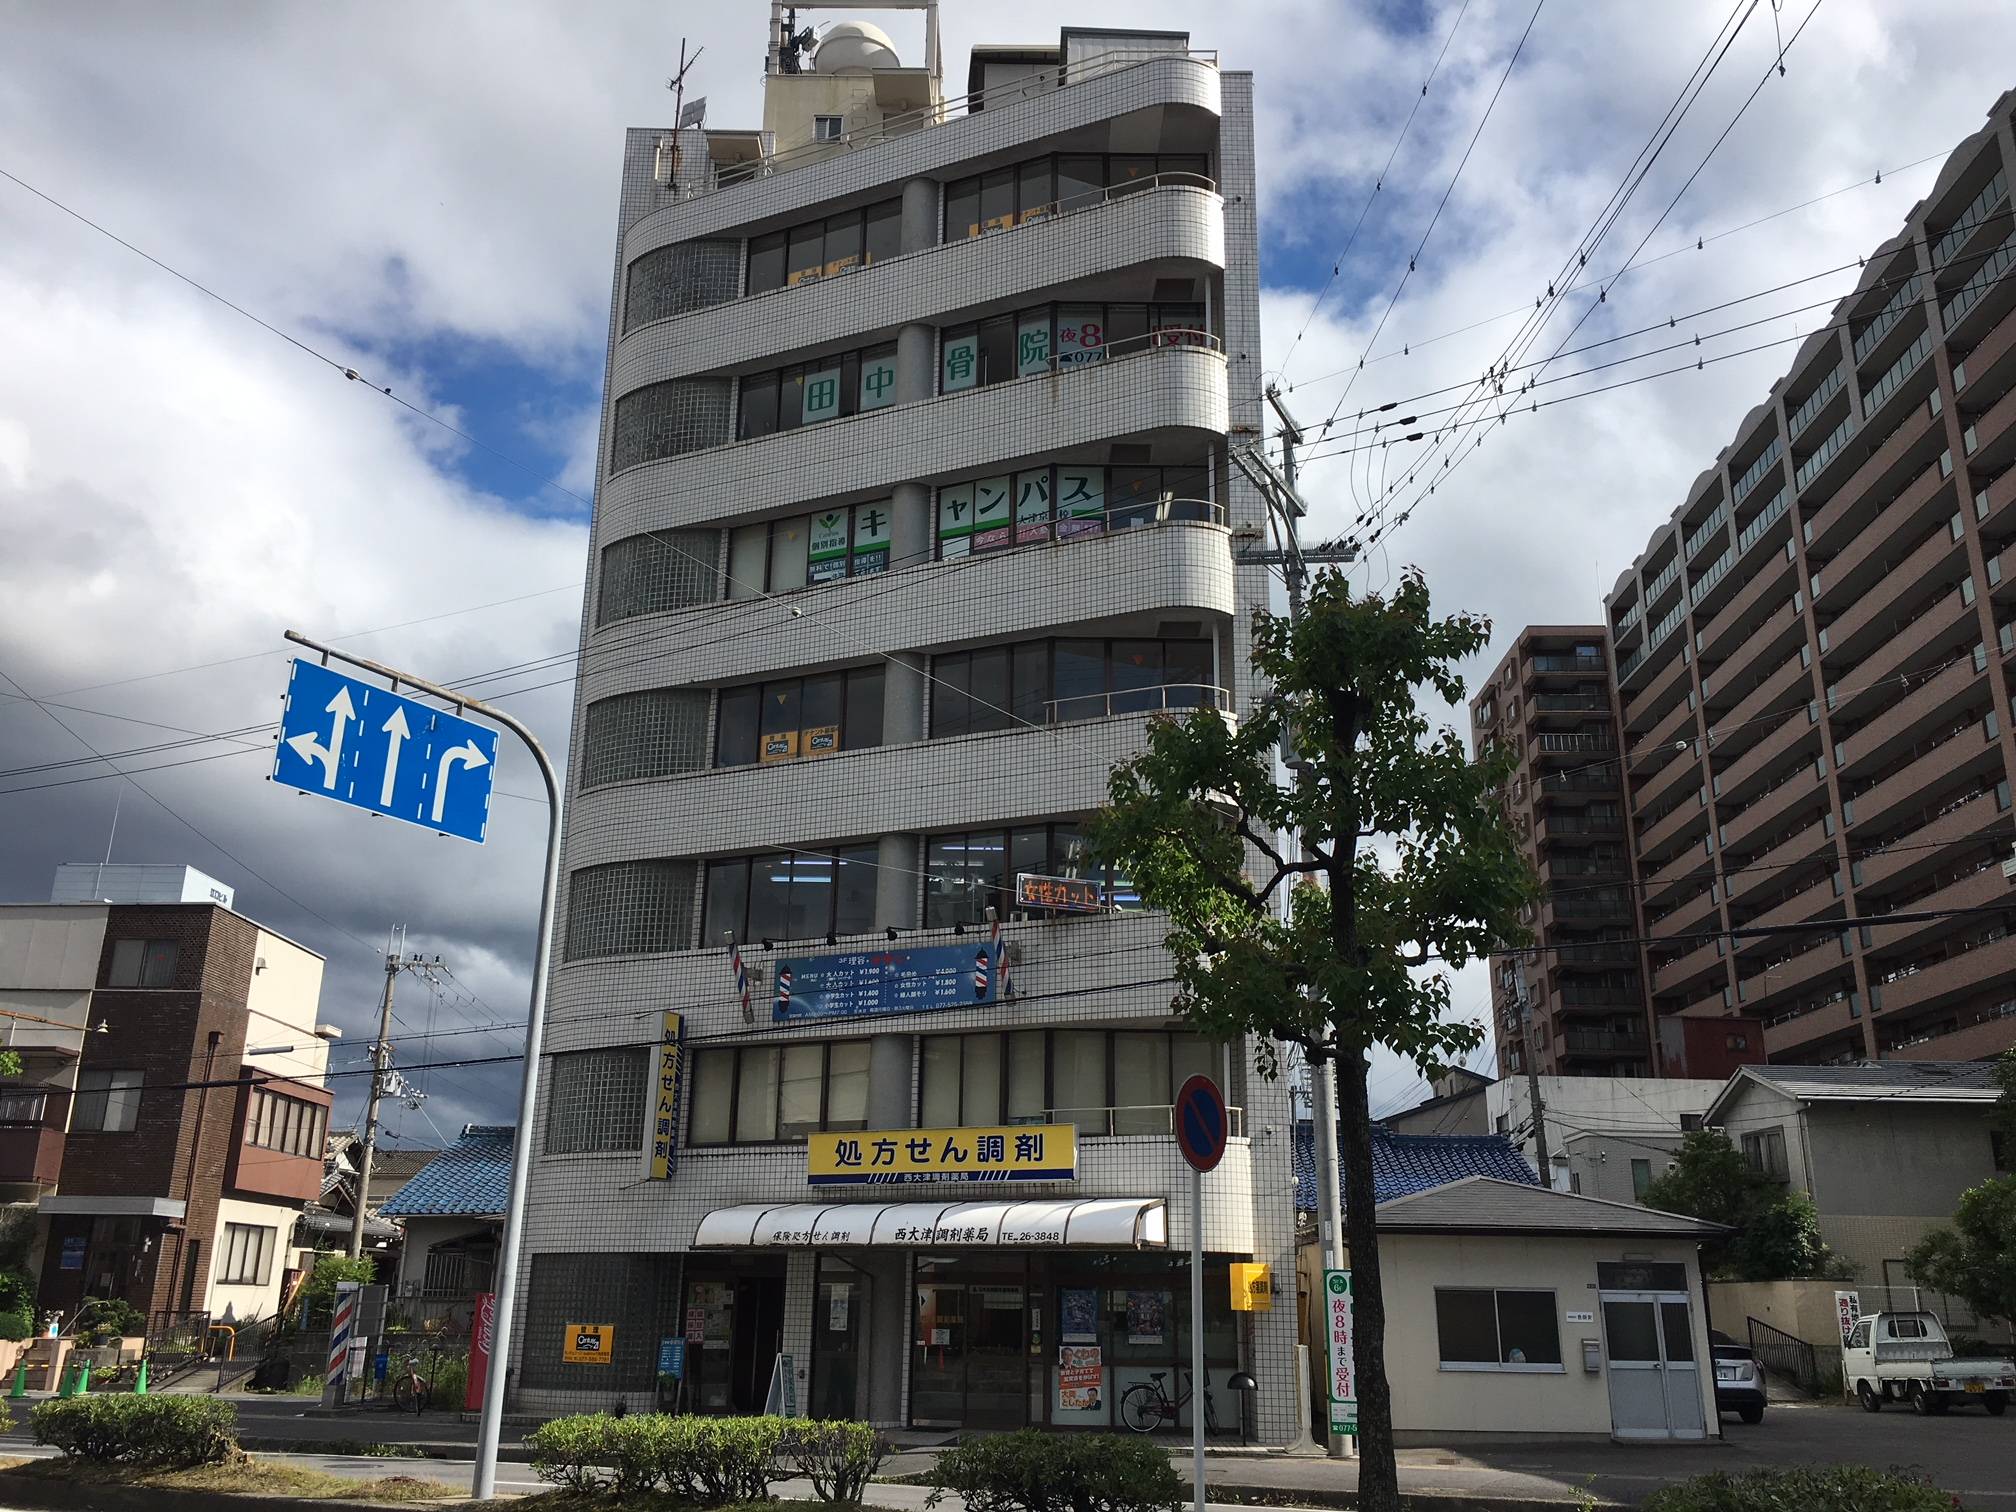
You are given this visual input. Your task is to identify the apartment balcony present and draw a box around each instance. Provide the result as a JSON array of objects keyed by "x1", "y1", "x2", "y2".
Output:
[
  {"x1": 1870, "y1": 932, "x2": 2016, "y2": 1021},
  {"x1": 1552, "y1": 940, "x2": 1642, "y2": 970},
  {"x1": 1855, "y1": 788, "x2": 2001, "y2": 896},
  {"x1": 1725, "y1": 815, "x2": 1832, "y2": 905},
  {"x1": 1525, "y1": 653, "x2": 1609, "y2": 685},
  {"x1": 1535, "y1": 769, "x2": 1623, "y2": 805},
  {"x1": 1940, "y1": 230, "x2": 2016, "y2": 348},
  {"x1": 1804, "y1": 445, "x2": 1945, "y2": 563},
  {"x1": 583, "y1": 516, "x2": 1235, "y2": 691},
  {"x1": 1708, "y1": 713, "x2": 1814, "y2": 810},
  {"x1": 1622, "y1": 643, "x2": 1691, "y2": 732},
  {"x1": 1858, "y1": 859, "x2": 2006, "y2": 957},
  {"x1": 1762, "y1": 993, "x2": 1865, "y2": 1060},
  {"x1": 0, "y1": 1125, "x2": 65, "y2": 1194},
  {"x1": 1631, "y1": 745, "x2": 1701, "y2": 825},
  {"x1": 1842, "y1": 723, "x2": 2000, "y2": 842},
  {"x1": 624, "y1": 51, "x2": 1224, "y2": 251},
  {"x1": 1735, "y1": 936, "x2": 1852, "y2": 1013},
  {"x1": 1652, "y1": 939, "x2": 1728, "y2": 999},
  {"x1": 1738, "y1": 876, "x2": 1841, "y2": 944},
  {"x1": 613, "y1": 181, "x2": 1226, "y2": 384},
  {"x1": 1811, "y1": 461, "x2": 1954, "y2": 611},
  {"x1": 1819, "y1": 387, "x2": 1950, "y2": 522},
  {"x1": 600, "y1": 341, "x2": 1230, "y2": 538},
  {"x1": 1643, "y1": 839, "x2": 1715, "y2": 907},
  {"x1": 1969, "y1": 383, "x2": 2016, "y2": 484},
  {"x1": 1531, "y1": 691, "x2": 1613, "y2": 722},
  {"x1": 1695, "y1": 544, "x2": 1795, "y2": 666},
  {"x1": 1558, "y1": 1027, "x2": 1651, "y2": 1064},
  {"x1": 1828, "y1": 587, "x2": 1977, "y2": 725},
  {"x1": 1713, "y1": 651, "x2": 1809, "y2": 733},
  {"x1": 1542, "y1": 892, "x2": 1635, "y2": 931},
  {"x1": 1629, "y1": 696, "x2": 1699, "y2": 769},
  {"x1": 1637, "y1": 794, "x2": 1710, "y2": 863},
  {"x1": 1717, "y1": 763, "x2": 1829, "y2": 856},
  {"x1": 1835, "y1": 654, "x2": 1985, "y2": 776},
  {"x1": 1886, "y1": 1008, "x2": 2016, "y2": 1061},
  {"x1": 1815, "y1": 525, "x2": 1965, "y2": 670},
  {"x1": 1531, "y1": 732, "x2": 1618, "y2": 767},
  {"x1": 1554, "y1": 984, "x2": 1647, "y2": 1013},
  {"x1": 1647, "y1": 888, "x2": 1717, "y2": 944},
  {"x1": 1535, "y1": 812, "x2": 1625, "y2": 847}
]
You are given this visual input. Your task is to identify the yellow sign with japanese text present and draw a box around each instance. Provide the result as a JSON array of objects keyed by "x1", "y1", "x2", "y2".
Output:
[
  {"x1": 1229, "y1": 1262, "x2": 1273, "y2": 1312},
  {"x1": 807, "y1": 1124, "x2": 1077, "y2": 1185},
  {"x1": 649, "y1": 1012, "x2": 683, "y2": 1180},
  {"x1": 563, "y1": 1323, "x2": 614, "y2": 1364}
]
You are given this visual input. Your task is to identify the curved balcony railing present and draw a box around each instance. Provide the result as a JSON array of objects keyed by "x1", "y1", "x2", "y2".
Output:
[
  {"x1": 1931, "y1": 167, "x2": 2008, "y2": 270},
  {"x1": 1044, "y1": 683, "x2": 1231, "y2": 723}
]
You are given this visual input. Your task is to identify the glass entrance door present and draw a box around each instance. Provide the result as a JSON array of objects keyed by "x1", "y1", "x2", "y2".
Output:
[
  {"x1": 912, "y1": 1266, "x2": 1029, "y2": 1428},
  {"x1": 1600, "y1": 1292, "x2": 1706, "y2": 1439},
  {"x1": 811, "y1": 1266, "x2": 860, "y2": 1419}
]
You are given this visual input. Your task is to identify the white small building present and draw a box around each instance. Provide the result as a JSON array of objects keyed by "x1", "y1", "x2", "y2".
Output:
[{"x1": 1487, "y1": 1076, "x2": 1725, "y2": 1189}]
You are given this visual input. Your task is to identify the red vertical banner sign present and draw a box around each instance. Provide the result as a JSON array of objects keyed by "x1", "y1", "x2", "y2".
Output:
[{"x1": 467, "y1": 1291, "x2": 496, "y2": 1412}]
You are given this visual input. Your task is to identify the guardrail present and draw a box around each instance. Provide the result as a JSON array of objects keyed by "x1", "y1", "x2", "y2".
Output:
[
  {"x1": 1747, "y1": 1315, "x2": 1821, "y2": 1395},
  {"x1": 1046, "y1": 683, "x2": 1231, "y2": 722}
]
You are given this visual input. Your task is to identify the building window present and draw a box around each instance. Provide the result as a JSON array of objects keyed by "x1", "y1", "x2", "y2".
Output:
[
  {"x1": 106, "y1": 939, "x2": 177, "y2": 988},
  {"x1": 1740, "y1": 1126, "x2": 1789, "y2": 1182},
  {"x1": 1630, "y1": 1158, "x2": 1653, "y2": 1201},
  {"x1": 0, "y1": 1090, "x2": 44, "y2": 1125},
  {"x1": 1434, "y1": 1288, "x2": 1564, "y2": 1371},
  {"x1": 813, "y1": 115, "x2": 844, "y2": 142},
  {"x1": 715, "y1": 668, "x2": 884, "y2": 768},
  {"x1": 244, "y1": 1089, "x2": 328, "y2": 1158},
  {"x1": 931, "y1": 637, "x2": 1215, "y2": 734},
  {"x1": 917, "y1": 1029, "x2": 1218, "y2": 1135},
  {"x1": 597, "y1": 530, "x2": 720, "y2": 625},
  {"x1": 746, "y1": 198, "x2": 898, "y2": 294},
  {"x1": 737, "y1": 344, "x2": 900, "y2": 441},
  {"x1": 580, "y1": 688, "x2": 713, "y2": 788},
  {"x1": 622, "y1": 239, "x2": 740, "y2": 331},
  {"x1": 216, "y1": 1223, "x2": 275, "y2": 1287},
  {"x1": 937, "y1": 459, "x2": 1216, "y2": 556},
  {"x1": 702, "y1": 846, "x2": 879, "y2": 946},
  {"x1": 925, "y1": 823, "x2": 1141, "y2": 926},
  {"x1": 564, "y1": 860, "x2": 697, "y2": 961},
  {"x1": 727, "y1": 502, "x2": 894, "y2": 597},
  {"x1": 943, "y1": 151, "x2": 1210, "y2": 239},
  {"x1": 940, "y1": 301, "x2": 1208, "y2": 396},
  {"x1": 545, "y1": 1049, "x2": 651, "y2": 1155},
  {"x1": 687, "y1": 1041, "x2": 870, "y2": 1144},
  {"x1": 72, "y1": 1070, "x2": 143, "y2": 1133},
  {"x1": 608, "y1": 377, "x2": 734, "y2": 473}
]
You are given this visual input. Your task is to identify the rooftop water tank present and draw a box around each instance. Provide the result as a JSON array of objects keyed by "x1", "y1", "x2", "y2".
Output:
[{"x1": 815, "y1": 20, "x2": 901, "y2": 74}]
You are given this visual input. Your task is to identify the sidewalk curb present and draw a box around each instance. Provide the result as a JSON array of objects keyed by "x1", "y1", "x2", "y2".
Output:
[
  {"x1": 0, "y1": 1477, "x2": 401, "y2": 1512},
  {"x1": 238, "y1": 1433, "x2": 529, "y2": 1462}
]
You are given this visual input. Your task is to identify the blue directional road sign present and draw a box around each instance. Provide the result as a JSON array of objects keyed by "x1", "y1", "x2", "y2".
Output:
[{"x1": 272, "y1": 658, "x2": 499, "y2": 844}]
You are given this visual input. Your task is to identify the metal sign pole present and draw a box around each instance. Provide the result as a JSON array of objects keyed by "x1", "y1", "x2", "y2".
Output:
[
  {"x1": 282, "y1": 631, "x2": 560, "y2": 1502},
  {"x1": 1190, "y1": 1161, "x2": 1206, "y2": 1512}
]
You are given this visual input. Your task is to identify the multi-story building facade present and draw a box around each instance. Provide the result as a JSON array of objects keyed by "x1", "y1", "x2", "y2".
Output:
[
  {"x1": 513, "y1": 18, "x2": 1301, "y2": 1442},
  {"x1": 1604, "y1": 91, "x2": 2016, "y2": 1069},
  {"x1": 0, "y1": 865, "x2": 334, "y2": 1327},
  {"x1": 1485, "y1": 91, "x2": 2016, "y2": 1074}
]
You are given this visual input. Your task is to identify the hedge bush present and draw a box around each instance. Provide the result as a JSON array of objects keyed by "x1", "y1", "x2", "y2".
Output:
[
  {"x1": 30, "y1": 1395, "x2": 238, "y2": 1468},
  {"x1": 929, "y1": 1430, "x2": 1182, "y2": 1512},
  {"x1": 1640, "y1": 1466, "x2": 1964, "y2": 1512},
  {"x1": 526, "y1": 1413, "x2": 873, "y2": 1505}
]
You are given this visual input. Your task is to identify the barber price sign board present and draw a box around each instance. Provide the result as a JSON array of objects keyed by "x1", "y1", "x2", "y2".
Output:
[{"x1": 1325, "y1": 1270, "x2": 1356, "y2": 1434}]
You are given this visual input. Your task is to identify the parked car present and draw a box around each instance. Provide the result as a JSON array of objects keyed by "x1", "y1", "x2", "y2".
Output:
[
  {"x1": 1843, "y1": 1311, "x2": 2015, "y2": 1416},
  {"x1": 1709, "y1": 1332, "x2": 1766, "y2": 1424}
]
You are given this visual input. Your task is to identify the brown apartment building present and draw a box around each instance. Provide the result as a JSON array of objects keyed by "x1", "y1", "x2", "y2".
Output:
[
  {"x1": 0, "y1": 865, "x2": 335, "y2": 1327},
  {"x1": 1484, "y1": 90, "x2": 2016, "y2": 1076}
]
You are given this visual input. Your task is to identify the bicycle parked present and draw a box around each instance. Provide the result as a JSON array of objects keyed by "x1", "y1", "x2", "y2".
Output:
[
  {"x1": 391, "y1": 1353, "x2": 432, "y2": 1414},
  {"x1": 1120, "y1": 1367, "x2": 1216, "y2": 1434}
]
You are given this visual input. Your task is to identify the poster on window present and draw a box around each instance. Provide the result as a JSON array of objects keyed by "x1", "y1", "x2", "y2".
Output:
[
  {"x1": 1056, "y1": 468, "x2": 1105, "y2": 539},
  {"x1": 1060, "y1": 1288, "x2": 1100, "y2": 1344},
  {"x1": 1125, "y1": 1290, "x2": 1167, "y2": 1345},
  {"x1": 859, "y1": 354, "x2": 898, "y2": 411},
  {"x1": 852, "y1": 502, "x2": 891, "y2": 574},
  {"x1": 937, "y1": 482, "x2": 975, "y2": 559},
  {"x1": 1017, "y1": 314, "x2": 1053, "y2": 377},
  {"x1": 1014, "y1": 469, "x2": 1052, "y2": 545},
  {"x1": 973, "y1": 476, "x2": 1013, "y2": 551},
  {"x1": 1055, "y1": 306, "x2": 1106, "y2": 367},
  {"x1": 808, "y1": 510, "x2": 851, "y2": 583},
  {"x1": 942, "y1": 333, "x2": 980, "y2": 393},
  {"x1": 689, "y1": 1283, "x2": 733, "y2": 1348},
  {"x1": 800, "y1": 365, "x2": 842, "y2": 424},
  {"x1": 1057, "y1": 1345, "x2": 1103, "y2": 1411}
]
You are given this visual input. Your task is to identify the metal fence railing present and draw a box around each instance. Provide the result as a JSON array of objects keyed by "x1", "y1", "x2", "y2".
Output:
[{"x1": 1747, "y1": 1316, "x2": 1820, "y2": 1396}]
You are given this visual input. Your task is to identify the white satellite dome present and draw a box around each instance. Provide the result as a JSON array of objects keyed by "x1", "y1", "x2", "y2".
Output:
[{"x1": 815, "y1": 20, "x2": 901, "y2": 74}]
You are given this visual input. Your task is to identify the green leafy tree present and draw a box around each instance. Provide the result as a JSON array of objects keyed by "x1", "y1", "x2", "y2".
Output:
[
  {"x1": 1905, "y1": 1177, "x2": 2016, "y2": 1331},
  {"x1": 1642, "y1": 1131, "x2": 1844, "y2": 1281},
  {"x1": 1090, "y1": 568, "x2": 1533, "y2": 1512},
  {"x1": 0, "y1": 1053, "x2": 21, "y2": 1079},
  {"x1": 1992, "y1": 1048, "x2": 2016, "y2": 1157},
  {"x1": 295, "y1": 1253, "x2": 377, "y2": 1325}
]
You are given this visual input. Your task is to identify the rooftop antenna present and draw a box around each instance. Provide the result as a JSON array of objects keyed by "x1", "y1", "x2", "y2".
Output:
[{"x1": 665, "y1": 38, "x2": 705, "y2": 184}]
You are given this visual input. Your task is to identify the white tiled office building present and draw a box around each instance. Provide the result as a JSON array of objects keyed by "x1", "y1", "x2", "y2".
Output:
[{"x1": 513, "y1": 14, "x2": 1299, "y2": 1443}]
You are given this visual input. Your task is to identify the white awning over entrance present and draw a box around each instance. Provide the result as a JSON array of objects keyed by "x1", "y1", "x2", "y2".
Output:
[{"x1": 694, "y1": 1197, "x2": 1167, "y2": 1250}]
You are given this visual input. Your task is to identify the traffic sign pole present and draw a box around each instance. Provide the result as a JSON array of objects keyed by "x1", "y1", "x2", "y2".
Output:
[
  {"x1": 283, "y1": 631, "x2": 559, "y2": 1503},
  {"x1": 1172, "y1": 1074, "x2": 1227, "y2": 1512}
]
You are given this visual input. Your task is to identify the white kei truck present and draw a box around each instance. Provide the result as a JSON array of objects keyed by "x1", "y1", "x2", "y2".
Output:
[{"x1": 1843, "y1": 1311, "x2": 2015, "y2": 1416}]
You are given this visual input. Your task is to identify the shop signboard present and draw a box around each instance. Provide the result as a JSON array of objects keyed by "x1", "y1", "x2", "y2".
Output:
[
  {"x1": 807, "y1": 1122, "x2": 1076, "y2": 1184},
  {"x1": 1324, "y1": 1270, "x2": 1355, "y2": 1435},
  {"x1": 658, "y1": 1337, "x2": 686, "y2": 1380},
  {"x1": 1016, "y1": 872, "x2": 1105, "y2": 913},
  {"x1": 564, "y1": 1324, "x2": 614, "y2": 1366},
  {"x1": 972, "y1": 475, "x2": 1012, "y2": 551},
  {"x1": 773, "y1": 942, "x2": 1002, "y2": 1022},
  {"x1": 1228, "y1": 1263, "x2": 1273, "y2": 1312},
  {"x1": 1835, "y1": 1290, "x2": 1861, "y2": 1346},
  {"x1": 808, "y1": 510, "x2": 851, "y2": 584},
  {"x1": 649, "y1": 1011, "x2": 684, "y2": 1179}
]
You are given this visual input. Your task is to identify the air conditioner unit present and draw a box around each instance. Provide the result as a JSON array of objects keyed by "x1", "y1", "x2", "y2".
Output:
[{"x1": 2001, "y1": 855, "x2": 2016, "y2": 882}]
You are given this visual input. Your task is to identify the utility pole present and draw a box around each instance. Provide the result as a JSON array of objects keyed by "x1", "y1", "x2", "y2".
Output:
[
  {"x1": 1511, "y1": 956, "x2": 1553, "y2": 1188},
  {"x1": 1245, "y1": 386, "x2": 1357, "y2": 1458},
  {"x1": 348, "y1": 931, "x2": 439, "y2": 1259}
]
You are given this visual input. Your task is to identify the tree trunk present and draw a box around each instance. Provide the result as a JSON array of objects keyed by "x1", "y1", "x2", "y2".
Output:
[{"x1": 1337, "y1": 1046, "x2": 1399, "y2": 1512}]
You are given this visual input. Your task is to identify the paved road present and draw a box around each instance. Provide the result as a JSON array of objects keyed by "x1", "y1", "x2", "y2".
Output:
[{"x1": 3, "y1": 1395, "x2": 2011, "y2": 1506}]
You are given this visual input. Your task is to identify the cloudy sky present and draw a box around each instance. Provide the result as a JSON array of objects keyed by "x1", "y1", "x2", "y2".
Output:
[{"x1": 2, "y1": 0, "x2": 2011, "y2": 1138}]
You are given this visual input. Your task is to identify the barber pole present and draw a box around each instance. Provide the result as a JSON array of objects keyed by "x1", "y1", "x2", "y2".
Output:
[
  {"x1": 731, "y1": 941, "x2": 753, "y2": 1024},
  {"x1": 989, "y1": 914, "x2": 1009, "y2": 998},
  {"x1": 775, "y1": 964, "x2": 792, "y2": 1015},
  {"x1": 328, "y1": 1283, "x2": 359, "y2": 1395},
  {"x1": 973, "y1": 948, "x2": 991, "y2": 1000}
]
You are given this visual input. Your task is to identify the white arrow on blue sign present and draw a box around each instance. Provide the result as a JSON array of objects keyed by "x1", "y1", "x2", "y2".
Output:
[{"x1": 272, "y1": 658, "x2": 499, "y2": 844}]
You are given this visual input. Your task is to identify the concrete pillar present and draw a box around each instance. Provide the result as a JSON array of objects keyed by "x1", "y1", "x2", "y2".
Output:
[
  {"x1": 890, "y1": 482, "x2": 931, "y2": 571},
  {"x1": 900, "y1": 176, "x2": 939, "y2": 253},
  {"x1": 866, "y1": 1254, "x2": 908, "y2": 1426},
  {"x1": 881, "y1": 652, "x2": 927, "y2": 745},
  {"x1": 896, "y1": 322, "x2": 935, "y2": 404},
  {"x1": 866, "y1": 1034, "x2": 913, "y2": 1130},
  {"x1": 875, "y1": 831, "x2": 918, "y2": 929}
]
